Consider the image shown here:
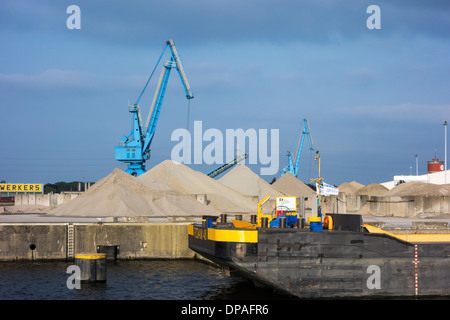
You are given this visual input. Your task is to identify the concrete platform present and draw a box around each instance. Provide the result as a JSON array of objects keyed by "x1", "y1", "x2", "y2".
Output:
[{"x1": 1, "y1": 213, "x2": 449, "y2": 228}]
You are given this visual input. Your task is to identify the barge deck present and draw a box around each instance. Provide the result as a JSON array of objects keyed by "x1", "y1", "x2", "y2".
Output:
[{"x1": 188, "y1": 200, "x2": 450, "y2": 298}]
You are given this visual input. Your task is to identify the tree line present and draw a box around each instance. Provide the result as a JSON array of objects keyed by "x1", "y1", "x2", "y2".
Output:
[{"x1": 44, "y1": 181, "x2": 94, "y2": 194}]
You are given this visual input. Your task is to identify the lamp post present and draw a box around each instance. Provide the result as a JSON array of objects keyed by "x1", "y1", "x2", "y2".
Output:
[
  {"x1": 444, "y1": 121, "x2": 448, "y2": 184},
  {"x1": 310, "y1": 150, "x2": 323, "y2": 218},
  {"x1": 415, "y1": 154, "x2": 418, "y2": 176}
]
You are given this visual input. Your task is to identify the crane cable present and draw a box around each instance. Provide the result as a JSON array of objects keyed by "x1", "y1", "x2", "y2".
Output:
[
  {"x1": 134, "y1": 43, "x2": 168, "y2": 106},
  {"x1": 289, "y1": 125, "x2": 303, "y2": 155},
  {"x1": 186, "y1": 98, "x2": 191, "y2": 132}
]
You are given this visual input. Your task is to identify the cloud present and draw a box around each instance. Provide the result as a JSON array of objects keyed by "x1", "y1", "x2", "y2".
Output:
[
  {"x1": 0, "y1": 1, "x2": 449, "y2": 186},
  {"x1": 2, "y1": 0, "x2": 449, "y2": 49},
  {"x1": 338, "y1": 103, "x2": 450, "y2": 124},
  {"x1": 382, "y1": 0, "x2": 450, "y2": 40},
  {"x1": 0, "y1": 69, "x2": 93, "y2": 88},
  {"x1": 0, "y1": 69, "x2": 147, "y2": 93},
  {"x1": 346, "y1": 67, "x2": 378, "y2": 87}
]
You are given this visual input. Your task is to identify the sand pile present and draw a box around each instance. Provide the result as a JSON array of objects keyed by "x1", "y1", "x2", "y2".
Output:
[
  {"x1": 384, "y1": 182, "x2": 450, "y2": 197},
  {"x1": 271, "y1": 172, "x2": 315, "y2": 198},
  {"x1": 356, "y1": 183, "x2": 388, "y2": 196},
  {"x1": 338, "y1": 181, "x2": 364, "y2": 194},
  {"x1": 139, "y1": 160, "x2": 255, "y2": 214},
  {"x1": 47, "y1": 168, "x2": 222, "y2": 217},
  {"x1": 356, "y1": 204, "x2": 376, "y2": 216},
  {"x1": 218, "y1": 164, "x2": 284, "y2": 200}
]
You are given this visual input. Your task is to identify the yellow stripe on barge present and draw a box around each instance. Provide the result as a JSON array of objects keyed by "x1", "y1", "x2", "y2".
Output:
[
  {"x1": 364, "y1": 224, "x2": 450, "y2": 243},
  {"x1": 188, "y1": 224, "x2": 258, "y2": 243}
]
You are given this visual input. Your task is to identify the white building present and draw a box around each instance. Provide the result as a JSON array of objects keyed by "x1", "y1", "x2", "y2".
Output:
[{"x1": 381, "y1": 170, "x2": 450, "y2": 190}]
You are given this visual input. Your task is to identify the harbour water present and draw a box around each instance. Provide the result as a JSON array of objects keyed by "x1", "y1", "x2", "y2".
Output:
[
  {"x1": 0, "y1": 259, "x2": 289, "y2": 300},
  {"x1": 1, "y1": 259, "x2": 448, "y2": 320}
]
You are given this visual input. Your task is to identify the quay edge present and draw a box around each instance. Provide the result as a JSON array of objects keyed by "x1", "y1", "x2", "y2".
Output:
[{"x1": 0, "y1": 222, "x2": 195, "y2": 261}]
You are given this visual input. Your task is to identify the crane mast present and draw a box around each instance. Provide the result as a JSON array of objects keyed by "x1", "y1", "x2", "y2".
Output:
[{"x1": 115, "y1": 40, "x2": 193, "y2": 176}]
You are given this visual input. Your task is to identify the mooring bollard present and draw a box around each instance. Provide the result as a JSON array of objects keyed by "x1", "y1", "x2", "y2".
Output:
[
  {"x1": 308, "y1": 217, "x2": 323, "y2": 232},
  {"x1": 261, "y1": 217, "x2": 269, "y2": 228},
  {"x1": 279, "y1": 216, "x2": 287, "y2": 228},
  {"x1": 75, "y1": 253, "x2": 107, "y2": 282},
  {"x1": 220, "y1": 214, "x2": 227, "y2": 223}
]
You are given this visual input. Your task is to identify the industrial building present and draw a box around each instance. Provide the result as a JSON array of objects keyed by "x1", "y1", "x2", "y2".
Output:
[{"x1": 382, "y1": 157, "x2": 449, "y2": 189}]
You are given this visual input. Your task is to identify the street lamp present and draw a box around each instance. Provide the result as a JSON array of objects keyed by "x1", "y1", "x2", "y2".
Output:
[
  {"x1": 415, "y1": 154, "x2": 418, "y2": 176},
  {"x1": 444, "y1": 121, "x2": 447, "y2": 184}
]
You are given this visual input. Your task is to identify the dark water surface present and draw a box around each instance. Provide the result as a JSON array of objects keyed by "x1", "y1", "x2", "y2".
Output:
[{"x1": 0, "y1": 259, "x2": 289, "y2": 300}]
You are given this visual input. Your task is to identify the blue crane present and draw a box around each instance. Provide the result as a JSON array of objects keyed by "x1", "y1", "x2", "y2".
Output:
[
  {"x1": 280, "y1": 118, "x2": 314, "y2": 178},
  {"x1": 115, "y1": 40, "x2": 194, "y2": 176}
]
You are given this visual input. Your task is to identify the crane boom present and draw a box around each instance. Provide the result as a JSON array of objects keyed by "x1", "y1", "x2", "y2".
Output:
[
  {"x1": 115, "y1": 39, "x2": 193, "y2": 176},
  {"x1": 167, "y1": 39, "x2": 193, "y2": 100},
  {"x1": 280, "y1": 119, "x2": 314, "y2": 178}
]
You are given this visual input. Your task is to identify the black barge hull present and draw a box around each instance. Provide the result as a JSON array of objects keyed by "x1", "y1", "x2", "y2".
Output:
[{"x1": 189, "y1": 225, "x2": 450, "y2": 298}]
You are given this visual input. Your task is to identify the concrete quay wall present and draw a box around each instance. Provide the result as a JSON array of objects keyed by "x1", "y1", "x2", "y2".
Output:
[
  {"x1": 15, "y1": 193, "x2": 79, "y2": 206},
  {"x1": 0, "y1": 224, "x2": 67, "y2": 261},
  {"x1": 0, "y1": 223, "x2": 195, "y2": 261}
]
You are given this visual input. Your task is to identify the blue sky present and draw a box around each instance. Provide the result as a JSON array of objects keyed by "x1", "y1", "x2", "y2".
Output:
[{"x1": 0, "y1": 0, "x2": 449, "y2": 186}]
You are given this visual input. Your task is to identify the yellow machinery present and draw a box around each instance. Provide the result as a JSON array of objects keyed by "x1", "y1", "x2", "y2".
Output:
[{"x1": 256, "y1": 195, "x2": 298, "y2": 228}]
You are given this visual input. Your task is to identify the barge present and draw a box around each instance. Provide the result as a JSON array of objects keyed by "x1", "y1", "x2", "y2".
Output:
[{"x1": 188, "y1": 195, "x2": 450, "y2": 298}]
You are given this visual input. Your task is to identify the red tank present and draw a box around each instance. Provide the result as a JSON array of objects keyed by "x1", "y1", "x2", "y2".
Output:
[{"x1": 428, "y1": 158, "x2": 444, "y2": 173}]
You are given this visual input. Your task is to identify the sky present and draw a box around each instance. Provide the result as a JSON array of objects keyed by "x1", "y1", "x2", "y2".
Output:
[{"x1": 0, "y1": 0, "x2": 449, "y2": 187}]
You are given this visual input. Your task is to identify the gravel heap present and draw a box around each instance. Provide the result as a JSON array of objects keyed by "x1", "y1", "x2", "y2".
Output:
[
  {"x1": 47, "y1": 167, "x2": 222, "y2": 217},
  {"x1": 384, "y1": 182, "x2": 450, "y2": 197},
  {"x1": 139, "y1": 160, "x2": 255, "y2": 214},
  {"x1": 218, "y1": 164, "x2": 283, "y2": 200}
]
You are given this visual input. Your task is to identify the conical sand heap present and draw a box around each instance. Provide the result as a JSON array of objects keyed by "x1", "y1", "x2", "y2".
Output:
[
  {"x1": 356, "y1": 183, "x2": 388, "y2": 196},
  {"x1": 218, "y1": 164, "x2": 283, "y2": 199},
  {"x1": 384, "y1": 181, "x2": 450, "y2": 197},
  {"x1": 337, "y1": 181, "x2": 364, "y2": 194},
  {"x1": 139, "y1": 160, "x2": 255, "y2": 214},
  {"x1": 271, "y1": 172, "x2": 315, "y2": 198},
  {"x1": 47, "y1": 167, "x2": 222, "y2": 217}
]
